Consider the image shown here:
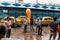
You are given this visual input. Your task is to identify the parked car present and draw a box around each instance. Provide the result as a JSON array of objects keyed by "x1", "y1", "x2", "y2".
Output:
[
  {"x1": 16, "y1": 16, "x2": 26, "y2": 26},
  {"x1": 9, "y1": 16, "x2": 15, "y2": 26},
  {"x1": 0, "y1": 15, "x2": 7, "y2": 24},
  {"x1": 0, "y1": 19, "x2": 5, "y2": 24},
  {"x1": 42, "y1": 16, "x2": 53, "y2": 25}
]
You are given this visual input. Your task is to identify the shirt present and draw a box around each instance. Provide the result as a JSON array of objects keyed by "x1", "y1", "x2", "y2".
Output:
[
  {"x1": 23, "y1": 19, "x2": 28, "y2": 25},
  {"x1": 37, "y1": 20, "x2": 42, "y2": 26},
  {"x1": 4, "y1": 21, "x2": 11, "y2": 29},
  {"x1": 49, "y1": 21, "x2": 58, "y2": 32}
]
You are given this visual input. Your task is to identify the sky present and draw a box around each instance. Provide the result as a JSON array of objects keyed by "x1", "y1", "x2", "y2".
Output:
[{"x1": 1, "y1": 0, "x2": 60, "y2": 4}]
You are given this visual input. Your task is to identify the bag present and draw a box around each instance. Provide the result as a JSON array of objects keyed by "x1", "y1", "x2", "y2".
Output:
[{"x1": 57, "y1": 25, "x2": 60, "y2": 31}]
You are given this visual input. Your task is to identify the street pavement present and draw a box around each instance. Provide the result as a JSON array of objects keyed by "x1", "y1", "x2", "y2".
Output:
[
  {"x1": 42, "y1": 27, "x2": 58, "y2": 40},
  {"x1": 2, "y1": 25, "x2": 58, "y2": 40}
]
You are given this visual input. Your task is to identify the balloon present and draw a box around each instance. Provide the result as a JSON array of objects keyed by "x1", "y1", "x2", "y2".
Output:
[
  {"x1": 26, "y1": 8, "x2": 31, "y2": 17},
  {"x1": 26, "y1": 8, "x2": 31, "y2": 23}
]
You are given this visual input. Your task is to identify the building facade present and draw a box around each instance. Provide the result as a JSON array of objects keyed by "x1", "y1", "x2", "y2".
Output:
[
  {"x1": 0, "y1": 7, "x2": 60, "y2": 19},
  {"x1": 0, "y1": 2, "x2": 60, "y2": 19}
]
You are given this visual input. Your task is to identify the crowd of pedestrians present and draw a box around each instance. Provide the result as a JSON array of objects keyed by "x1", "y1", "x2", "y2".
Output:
[{"x1": 0, "y1": 16, "x2": 60, "y2": 40}]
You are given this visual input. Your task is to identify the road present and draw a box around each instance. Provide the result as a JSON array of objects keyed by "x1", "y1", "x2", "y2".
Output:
[{"x1": 2, "y1": 26, "x2": 58, "y2": 40}]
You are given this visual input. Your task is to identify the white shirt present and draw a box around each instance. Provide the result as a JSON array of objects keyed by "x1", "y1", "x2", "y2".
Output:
[
  {"x1": 23, "y1": 19, "x2": 28, "y2": 25},
  {"x1": 37, "y1": 20, "x2": 42, "y2": 26}
]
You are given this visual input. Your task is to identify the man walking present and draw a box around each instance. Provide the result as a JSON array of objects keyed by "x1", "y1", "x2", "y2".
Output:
[
  {"x1": 23, "y1": 19, "x2": 28, "y2": 33},
  {"x1": 5, "y1": 16, "x2": 11, "y2": 38},
  {"x1": 49, "y1": 17, "x2": 58, "y2": 40},
  {"x1": 30, "y1": 17, "x2": 34, "y2": 32},
  {"x1": 37, "y1": 18, "x2": 42, "y2": 36}
]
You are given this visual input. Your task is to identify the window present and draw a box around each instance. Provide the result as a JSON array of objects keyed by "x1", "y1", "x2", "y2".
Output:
[
  {"x1": 3, "y1": 10, "x2": 8, "y2": 13},
  {"x1": 49, "y1": 12, "x2": 54, "y2": 17},
  {"x1": 54, "y1": 12, "x2": 59, "y2": 18},
  {"x1": 44, "y1": 18, "x2": 53, "y2": 20}
]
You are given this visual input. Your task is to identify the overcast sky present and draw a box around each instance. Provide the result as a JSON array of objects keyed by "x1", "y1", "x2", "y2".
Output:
[{"x1": 1, "y1": 0, "x2": 60, "y2": 4}]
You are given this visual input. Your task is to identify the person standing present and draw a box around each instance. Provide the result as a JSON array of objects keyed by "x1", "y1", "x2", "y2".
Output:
[
  {"x1": 0, "y1": 25, "x2": 6, "y2": 40},
  {"x1": 57, "y1": 22, "x2": 60, "y2": 40},
  {"x1": 37, "y1": 18, "x2": 42, "y2": 36},
  {"x1": 35, "y1": 19, "x2": 38, "y2": 33},
  {"x1": 23, "y1": 19, "x2": 28, "y2": 33},
  {"x1": 5, "y1": 16, "x2": 11, "y2": 38},
  {"x1": 49, "y1": 17, "x2": 58, "y2": 40},
  {"x1": 30, "y1": 17, "x2": 34, "y2": 32}
]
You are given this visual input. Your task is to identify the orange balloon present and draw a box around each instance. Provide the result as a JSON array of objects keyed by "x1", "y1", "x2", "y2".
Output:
[
  {"x1": 26, "y1": 8, "x2": 31, "y2": 17},
  {"x1": 26, "y1": 8, "x2": 31, "y2": 23}
]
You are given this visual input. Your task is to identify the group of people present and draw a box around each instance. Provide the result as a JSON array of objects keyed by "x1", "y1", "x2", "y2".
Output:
[
  {"x1": 0, "y1": 16, "x2": 43, "y2": 40},
  {"x1": 0, "y1": 16, "x2": 60, "y2": 40},
  {"x1": 23, "y1": 17, "x2": 42, "y2": 36}
]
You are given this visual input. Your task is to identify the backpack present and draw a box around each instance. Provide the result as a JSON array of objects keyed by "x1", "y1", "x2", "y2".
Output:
[{"x1": 57, "y1": 25, "x2": 60, "y2": 31}]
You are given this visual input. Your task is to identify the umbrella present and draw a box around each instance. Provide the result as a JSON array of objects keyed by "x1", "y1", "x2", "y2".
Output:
[
  {"x1": 23, "y1": 4, "x2": 31, "y2": 7},
  {"x1": 33, "y1": 4, "x2": 40, "y2": 8},
  {"x1": 13, "y1": 3, "x2": 21, "y2": 6},
  {"x1": 1, "y1": 2, "x2": 10, "y2": 6}
]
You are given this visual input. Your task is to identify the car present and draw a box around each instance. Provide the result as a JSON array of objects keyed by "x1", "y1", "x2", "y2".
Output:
[
  {"x1": 0, "y1": 19, "x2": 5, "y2": 24},
  {"x1": 16, "y1": 16, "x2": 26, "y2": 26},
  {"x1": 0, "y1": 14, "x2": 11, "y2": 24},
  {"x1": 42, "y1": 16, "x2": 53, "y2": 25},
  {"x1": 0, "y1": 16, "x2": 7, "y2": 24},
  {"x1": 9, "y1": 16, "x2": 15, "y2": 26}
]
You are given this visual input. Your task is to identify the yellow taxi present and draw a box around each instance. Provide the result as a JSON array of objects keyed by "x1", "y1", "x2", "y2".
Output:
[
  {"x1": 16, "y1": 16, "x2": 26, "y2": 26},
  {"x1": 9, "y1": 16, "x2": 15, "y2": 26},
  {"x1": 42, "y1": 16, "x2": 53, "y2": 25},
  {"x1": 0, "y1": 16, "x2": 6, "y2": 24},
  {"x1": 0, "y1": 19, "x2": 5, "y2": 24}
]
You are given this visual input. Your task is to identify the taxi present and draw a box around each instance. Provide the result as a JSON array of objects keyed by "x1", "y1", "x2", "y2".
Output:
[
  {"x1": 42, "y1": 16, "x2": 53, "y2": 25},
  {"x1": 0, "y1": 19, "x2": 5, "y2": 24},
  {"x1": 16, "y1": 16, "x2": 26, "y2": 26}
]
